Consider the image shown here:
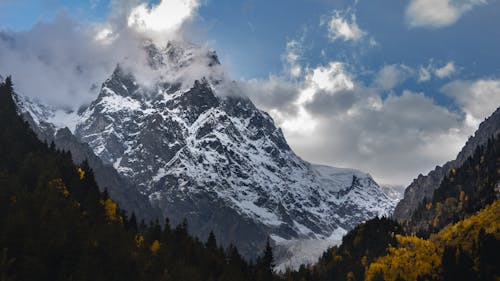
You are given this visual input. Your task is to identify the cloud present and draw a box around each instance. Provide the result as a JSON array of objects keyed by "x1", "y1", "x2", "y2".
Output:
[
  {"x1": 417, "y1": 60, "x2": 458, "y2": 82},
  {"x1": 283, "y1": 40, "x2": 303, "y2": 78},
  {"x1": 418, "y1": 66, "x2": 432, "y2": 82},
  {"x1": 0, "y1": 0, "x2": 205, "y2": 108},
  {"x1": 441, "y1": 79, "x2": 500, "y2": 127},
  {"x1": 288, "y1": 77, "x2": 473, "y2": 185},
  {"x1": 304, "y1": 89, "x2": 357, "y2": 117},
  {"x1": 435, "y1": 61, "x2": 456, "y2": 78},
  {"x1": 326, "y1": 10, "x2": 366, "y2": 42},
  {"x1": 0, "y1": 13, "x2": 120, "y2": 107},
  {"x1": 128, "y1": 0, "x2": 200, "y2": 39},
  {"x1": 373, "y1": 64, "x2": 413, "y2": 90},
  {"x1": 248, "y1": 60, "x2": 493, "y2": 186},
  {"x1": 237, "y1": 75, "x2": 301, "y2": 113},
  {"x1": 406, "y1": 0, "x2": 487, "y2": 28}
]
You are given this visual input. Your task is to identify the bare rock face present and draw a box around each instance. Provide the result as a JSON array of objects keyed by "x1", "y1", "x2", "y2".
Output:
[
  {"x1": 14, "y1": 41, "x2": 394, "y2": 260},
  {"x1": 393, "y1": 107, "x2": 500, "y2": 221}
]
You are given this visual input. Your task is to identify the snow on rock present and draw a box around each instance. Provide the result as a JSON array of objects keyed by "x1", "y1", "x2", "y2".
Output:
[
  {"x1": 15, "y1": 40, "x2": 395, "y2": 263},
  {"x1": 273, "y1": 227, "x2": 348, "y2": 272}
]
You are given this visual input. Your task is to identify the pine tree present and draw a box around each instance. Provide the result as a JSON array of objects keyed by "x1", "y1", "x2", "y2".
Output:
[
  {"x1": 205, "y1": 231, "x2": 217, "y2": 250},
  {"x1": 262, "y1": 237, "x2": 275, "y2": 270}
]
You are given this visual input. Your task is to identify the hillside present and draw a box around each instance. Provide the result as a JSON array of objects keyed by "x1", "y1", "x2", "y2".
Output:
[
  {"x1": 394, "y1": 107, "x2": 500, "y2": 221},
  {"x1": 407, "y1": 136, "x2": 499, "y2": 236}
]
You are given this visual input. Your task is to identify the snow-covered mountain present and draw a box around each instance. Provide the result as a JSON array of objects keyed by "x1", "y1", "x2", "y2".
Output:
[
  {"x1": 380, "y1": 184, "x2": 405, "y2": 203},
  {"x1": 15, "y1": 40, "x2": 394, "y2": 265}
]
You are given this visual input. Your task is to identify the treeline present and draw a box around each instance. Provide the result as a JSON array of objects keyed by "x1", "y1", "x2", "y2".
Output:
[{"x1": 0, "y1": 77, "x2": 279, "y2": 281}]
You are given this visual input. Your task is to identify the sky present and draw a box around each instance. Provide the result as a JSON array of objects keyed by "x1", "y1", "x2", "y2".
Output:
[{"x1": 0, "y1": 0, "x2": 499, "y2": 186}]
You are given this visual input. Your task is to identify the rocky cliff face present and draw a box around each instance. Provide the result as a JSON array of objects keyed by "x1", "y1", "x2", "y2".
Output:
[
  {"x1": 14, "y1": 41, "x2": 394, "y2": 262},
  {"x1": 393, "y1": 107, "x2": 500, "y2": 221}
]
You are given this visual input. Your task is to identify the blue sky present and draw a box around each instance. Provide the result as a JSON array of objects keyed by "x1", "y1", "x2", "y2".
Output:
[{"x1": 1, "y1": 0, "x2": 499, "y2": 185}]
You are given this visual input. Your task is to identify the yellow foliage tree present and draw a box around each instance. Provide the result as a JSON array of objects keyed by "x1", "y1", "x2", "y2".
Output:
[
  {"x1": 366, "y1": 201, "x2": 500, "y2": 281},
  {"x1": 150, "y1": 240, "x2": 161, "y2": 254},
  {"x1": 49, "y1": 178, "x2": 70, "y2": 198},
  {"x1": 103, "y1": 198, "x2": 123, "y2": 223},
  {"x1": 77, "y1": 167, "x2": 85, "y2": 180},
  {"x1": 365, "y1": 235, "x2": 441, "y2": 281},
  {"x1": 459, "y1": 191, "x2": 465, "y2": 202},
  {"x1": 135, "y1": 235, "x2": 144, "y2": 248},
  {"x1": 346, "y1": 271, "x2": 355, "y2": 281},
  {"x1": 432, "y1": 200, "x2": 500, "y2": 250}
]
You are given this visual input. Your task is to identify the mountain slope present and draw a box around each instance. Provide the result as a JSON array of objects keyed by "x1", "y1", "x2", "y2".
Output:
[
  {"x1": 14, "y1": 93, "x2": 161, "y2": 222},
  {"x1": 0, "y1": 76, "x2": 284, "y2": 281},
  {"x1": 406, "y1": 135, "x2": 499, "y2": 236},
  {"x1": 14, "y1": 41, "x2": 394, "y2": 261},
  {"x1": 394, "y1": 107, "x2": 500, "y2": 221}
]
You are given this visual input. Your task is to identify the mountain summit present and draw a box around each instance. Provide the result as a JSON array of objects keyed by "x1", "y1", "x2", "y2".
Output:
[{"x1": 14, "y1": 41, "x2": 394, "y2": 265}]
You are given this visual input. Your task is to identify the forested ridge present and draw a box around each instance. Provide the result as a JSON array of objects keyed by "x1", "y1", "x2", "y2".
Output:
[{"x1": 0, "y1": 76, "x2": 498, "y2": 281}]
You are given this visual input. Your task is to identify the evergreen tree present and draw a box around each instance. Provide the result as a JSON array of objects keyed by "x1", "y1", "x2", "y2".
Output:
[
  {"x1": 262, "y1": 237, "x2": 275, "y2": 270},
  {"x1": 205, "y1": 231, "x2": 217, "y2": 250}
]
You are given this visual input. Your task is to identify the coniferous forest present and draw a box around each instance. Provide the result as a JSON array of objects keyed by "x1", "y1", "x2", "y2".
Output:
[{"x1": 0, "y1": 76, "x2": 499, "y2": 281}]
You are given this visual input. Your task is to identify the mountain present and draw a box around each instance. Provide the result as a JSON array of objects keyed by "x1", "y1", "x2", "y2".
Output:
[
  {"x1": 14, "y1": 40, "x2": 394, "y2": 262},
  {"x1": 380, "y1": 185, "x2": 405, "y2": 203},
  {"x1": 0, "y1": 77, "x2": 283, "y2": 281},
  {"x1": 393, "y1": 107, "x2": 500, "y2": 221}
]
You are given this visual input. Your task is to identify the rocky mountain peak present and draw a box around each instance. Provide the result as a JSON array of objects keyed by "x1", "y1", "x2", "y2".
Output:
[{"x1": 14, "y1": 39, "x2": 395, "y2": 266}]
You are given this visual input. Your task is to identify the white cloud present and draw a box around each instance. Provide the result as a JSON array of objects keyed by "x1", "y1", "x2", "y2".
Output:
[
  {"x1": 441, "y1": 79, "x2": 500, "y2": 127},
  {"x1": 435, "y1": 61, "x2": 456, "y2": 78},
  {"x1": 306, "y1": 62, "x2": 354, "y2": 93},
  {"x1": 418, "y1": 66, "x2": 432, "y2": 82},
  {"x1": 248, "y1": 61, "x2": 496, "y2": 186},
  {"x1": 373, "y1": 64, "x2": 413, "y2": 90},
  {"x1": 128, "y1": 0, "x2": 200, "y2": 38},
  {"x1": 327, "y1": 10, "x2": 365, "y2": 42},
  {"x1": 237, "y1": 75, "x2": 300, "y2": 116},
  {"x1": 406, "y1": 0, "x2": 487, "y2": 28},
  {"x1": 283, "y1": 40, "x2": 303, "y2": 78},
  {"x1": 417, "y1": 60, "x2": 458, "y2": 82}
]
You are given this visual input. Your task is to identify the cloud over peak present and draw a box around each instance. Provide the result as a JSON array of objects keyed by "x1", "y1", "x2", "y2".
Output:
[
  {"x1": 128, "y1": 0, "x2": 200, "y2": 38},
  {"x1": 0, "y1": 0, "x2": 205, "y2": 108}
]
